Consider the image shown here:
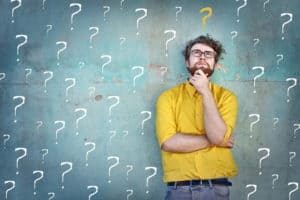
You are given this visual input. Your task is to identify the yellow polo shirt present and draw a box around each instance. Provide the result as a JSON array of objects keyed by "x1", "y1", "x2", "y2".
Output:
[{"x1": 156, "y1": 81, "x2": 238, "y2": 182}]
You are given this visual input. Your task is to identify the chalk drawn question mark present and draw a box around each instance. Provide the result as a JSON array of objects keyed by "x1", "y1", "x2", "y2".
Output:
[
  {"x1": 131, "y1": 66, "x2": 144, "y2": 93},
  {"x1": 46, "y1": 24, "x2": 52, "y2": 37},
  {"x1": 126, "y1": 189, "x2": 133, "y2": 200},
  {"x1": 3, "y1": 134, "x2": 10, "y2": 149},
  {"x1": 199, "y1": 7, "x2": 212, "y2": 31},
  {"x1": 69, "y1": 3, "x2": 82, "y2": 30},
  {"x1": 36, "y1": 120, "x2": 43, "y2": 134},
  {"x1": 74, "y1": 108, "x2": 87, "y2": 135},
  {"x1": 120, "y1": 0, "x2": 125, "y2": 10},
  {"x1": 87, "y1": 185, "x2": 99, "y2": 200},
  {"x1": 65, "y1": 78, "x2": 76, "y2": 102},
  {"x1": 293, "y1": 124, "x2": 300, "y2": 139},
  {"x1": 276, "y1": 54, "x2": 283, "y2": 65},
  {"x1": 280, "y1": 13, "x2": 293, "y2": 40},
  {"x1": 286, "y1": 78, "x2": 297, "y2": 102},
  {"x1": 89, "y1": 27, "x2": 99, "y2": 48},
  {"x1": 263, "y1": 0, "x2": 270, "y2": 12},
  {"x1": 41, "y1": 148, "x2": 48, "y2": 164},
  {"x1": 135, "y1": 8, "x2": 147, "y2": 36},
  {"x1": 103, "y1": 6, "x2": 110, "y2": 21},
  {"x1": 13, "y1": 96, "x2": 25, "y2": 123},
  {"x1": 11, "y1": 0, "x2": 22, "y2": 23},
  {"x1": 109, "y1": 130, "x2": 117, "y2": 143},
  {"x1": 85, "y1": 142, "x2": 96, "y2": 167},
  {"x1": 145, "y1": 167, "x2": 157, "y2": 194},
  {"x1": 289, "y1": 152, "x2": 296, "y2": 167},
  {"x1": 258, "y1": 147, "x2": 270, "y2": 175},
  {"x1": 4, "y1": 180, "x2": 16, "y2": 199},
  {"x1": 54, "y1": 120, "x2": 65, "y2": 144},
  {"x1": 140, "y1": 111, "x2": 151, "y2": 135},
  {"x1": 272, "y1": 174, "x2": 279, "y2": 189},
  {"x1": 245, "y1": 184, "x2": 257, "y2": 200},
  {"x1": 43, "y1": 71, "x2": 53, "y2": 93},
  {"x1": 25, "y1": 68, "x2": 32, "y2": 83},
  {"x1": 126, "y1": 165, "x2": 133, "y2": 181},
  {"x1": 42, "y1": 0, "x2": 47, "y2": 10},
  {"x1": 236, "y1": 0, "x2": 247, "y2": 22},
  {"x1": 288, "y1": 182, "x2": 299, "y2": 200},
  {"x1": 15, "y1": 147, "x2": 27, "y2": 174},
  {"x1": 33, "y1": 170, "x2": 44, "y2": 195},
  {"x1": 253, "y1": 38, "x2": 259, "y2": 48},
  {"x1": 16, "y1": 34, "x2": 28, "y2": 62},
  {"x1": 248, "y1": 113, "x2": 260, "y2": 138},
  {"x1": 60, "y1": 161, "x2": 73, "y2": 189},
  {"x1": 175, "y1": 6, "x2": 182, "y2": 21},
  {"x1": 0, "y1": 72, "x2": 6, "y2": 81},
  {"x1": 56, "y1": 41, "x2": 67, "y2": 66},
  {"x1": 107, "y1": 156, "x2": 120, "y2": 183},
  {"x1": 100, "y1": 55, "x2": 112, "y2": 79},
  {"x1": 231, "y1": 31, "x2": 238, "y2": 42},
  {"x1": 48, "y1": 192, "x2": 55, "y2": 200},
  {"x1": 164, "y1": 30, "x2": 176, "y2": 57},
  {"x1": 107, "y1": 96, "x2": 120, "y2": 123},
  {"x1": 273, "y1": 117, "x2": 279, "y2": 129},
  {"x1": 252, "y1": 66, "x2": 264, "y2": 93}
]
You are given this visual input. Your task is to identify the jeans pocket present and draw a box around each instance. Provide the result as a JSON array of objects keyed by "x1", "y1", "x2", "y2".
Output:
[{"x1": 213, "y1": 185, "x2": 230, "y2": 197}]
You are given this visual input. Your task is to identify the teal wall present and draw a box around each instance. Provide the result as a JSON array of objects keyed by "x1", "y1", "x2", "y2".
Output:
[{"x1": 1, "y1": 0, "x2": 299, "y2": 199}]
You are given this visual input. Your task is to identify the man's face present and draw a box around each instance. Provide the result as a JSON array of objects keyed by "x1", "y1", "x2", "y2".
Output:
[{"x1": 186, "y1": 43, "x2": 216, "y2": 77}]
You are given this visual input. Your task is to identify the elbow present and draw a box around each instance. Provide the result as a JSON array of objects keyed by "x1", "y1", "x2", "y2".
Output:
[{"x1": 161, "y1": 141, "x2": 171, "y2": 152}]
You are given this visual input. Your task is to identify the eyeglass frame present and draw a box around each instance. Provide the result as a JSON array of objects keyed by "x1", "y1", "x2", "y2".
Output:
[{"x1": 190, "y1": 49, "x2": 216, "y2": 59}]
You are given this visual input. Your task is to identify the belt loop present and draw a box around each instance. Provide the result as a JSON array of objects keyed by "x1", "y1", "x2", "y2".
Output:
[
  {"x1": 174, "y1": 182, "x2": 177, "y2": 189},
  {"x1": 208, "y1": 180, "x2": 213, "y2": 188}
]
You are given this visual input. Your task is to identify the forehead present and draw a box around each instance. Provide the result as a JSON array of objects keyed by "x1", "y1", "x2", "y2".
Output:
[{"x1": 191, "y1": 43, "x2": 214, "y2": 52}]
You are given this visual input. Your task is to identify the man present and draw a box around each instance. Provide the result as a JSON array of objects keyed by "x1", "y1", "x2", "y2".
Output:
[{"x1": 156, "y1": 35, "x2": 238, "y2": 200}]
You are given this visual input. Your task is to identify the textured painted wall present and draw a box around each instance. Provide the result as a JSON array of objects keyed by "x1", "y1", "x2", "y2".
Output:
[{"x1": 0, "y1": 0, "x2": 299, "y2": 199}]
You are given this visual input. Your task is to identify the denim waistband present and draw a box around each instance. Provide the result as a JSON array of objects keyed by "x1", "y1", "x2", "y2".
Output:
[{"x1": 167, "y1": 178, "x2": 232, "y2": 187}]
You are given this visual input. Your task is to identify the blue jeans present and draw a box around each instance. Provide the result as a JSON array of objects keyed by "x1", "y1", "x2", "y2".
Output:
[{"x1": 165, "y1": 185, "x2": 230, "y2": 200}]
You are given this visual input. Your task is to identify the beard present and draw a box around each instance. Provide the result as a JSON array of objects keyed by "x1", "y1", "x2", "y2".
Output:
[{"x1": 187, "y1": 62, "x2": 214, "y2": 77}]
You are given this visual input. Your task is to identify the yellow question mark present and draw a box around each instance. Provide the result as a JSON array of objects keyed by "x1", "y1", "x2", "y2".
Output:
[{"x1": 199, "y1": 7, "x2": 213, "y2": 31}]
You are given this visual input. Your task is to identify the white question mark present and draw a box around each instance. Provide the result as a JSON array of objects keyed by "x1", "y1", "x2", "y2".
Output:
[
  {"x1": 69, "y1": 3, "x2": 82, "y2": 30},
  {"x1": 33, "y1": 170, "x2": 44, "y2": 195},
  {"x1": 60, "y1": 161, "x2": 73, "y2": 190},
  {"x1": 253, "y1": 38, "x2": 259, "y2": 48},
  {"x1": 13, "y1": 96, "x2": 25, "y2": 123},
  {"x1": 89, "y1": 27, "x2": 99, "y2": 48},
  {"x1": 245, "y1": 184, "x2": 257, "y2": 200},
  {"x1": 15, "y1": 147, "x2": 27, "y2": 174},
  {"x1": 41, "y1": 148, "x2": 48, "y2": 164},
  {"x1": 0, "y1": 72, "x2": 6, "y2": 81},
  {"x1": 120, "y1": 0, "x2": 125, "y2": 10},
  {"x1": 236, "y1": 0, "x2": 247, "y2": 22},
  {"x1": 164, "y1": 30, "x2": 176, "y2": 57},
  {"x1": 120, "y1": 37, "x2": 126, "y2": 46},
  {"x1": 3, "y1": 134, "x2": 10, "y2": 149},
  {"x1": 263, "y1": 0, "x2": 270, "y2": 12},
  {"x1": 87, "y1": 185, "x2": 99, "y2": 200},
  {"x1": 103, "y1": 6, "x2": 110, "y2": 21},
  {"x1": 85, "y1": 142, "x2": 96, "y2": 167},
  {"x1": 107, "y1": 156, "x2": 120, "y2": 183},
  {"x1": 231, "y1": 31, "x2": 238, "y2": 41},
  {"x1": 293, "y1": 124, "x2": 300, "y2": 139},
  {"x1": 258, "y1": 147, "x2": 270, "y2": 175},
  {"x1": 11, "y1": 0, "x2": 22, "y2": 23},
  {"x1": 48, "y1": 192, "x2": 55, "y2": 200},
  {"x1": 276, "y1": 54, "x2": 283, "y2": 65},
  {"x1": 289, "y1": 152, "x2": 296, "y2": 167},
  {"x1": 74, "y1": 108, "x2": 87, "y2": 135},
  {"x1": 36, "y1": 121, "x2": 43, "y2": 134},
  {"x1": 160, "y1": 66, "x2": 168, "y2": 82},
  {"x1": 273, "y1": 117, "x2": 279, "y2": 129},
  {"x1": 107, "y1": 96, "x2": 120, "y2": 123},
  {"x1": 131, "y1": 66, "x2": 144, "y2": 93},
  {"x1": 175, "y1": 6, "x2": 182, "y2": 21},
  {"x1": 280, "y1": 13, "x2": 293, "y2": 40},
  {"x1": 140, "y1": 111, "x2": 151, "y2": 135},
  {"x1": 56, "y1": 41, "x2": 67, "y2": 66},
  {"x1": 135, "y1": 8, "x2": 147, "y2": 36},
  {"x1": 126, "y1": 165, "x2": 133, "y2": 181},
  {"x1": 65, "y1": 78, "x2": 76, "y2": 102},
  {"x1": 4, "y1": 180, "x2": 16, "y2": 199},
  {"x1": 25, "y1": 68, "x2": 32, "y2": 83},
  {"x1": 288, "y1": 182, "x2": 299, "y2": 200},
  {"x1": 42, "y1": 0, "x2": 46, "y2": 10},
  {"x1": 248, "y1": 113, "x2": 260, "y2": 138},
  {"x1": 100, "y1": 55, "x2": 112, "y2": 79},
  {"x1": 126, "y1": 189, "x2": 133, "y2": 200},
  {"x1": 272, "y1": 174, "x2": 279, "y2": 189},
  {"x1": 145, "y1": 167, "x2": 157, "y2": 194},
  {"x1": 286, "y1": 78, "x2": 297, "y2": 102},
  {"x1": 16, "y1": 34, "x2": 28, "y2": 62},
  {"x1": 46, "y1": 24, "x2": 52, "y2": 37},
  {"x1": 109, "y1": 130, "x2": 117, "y2": 143},
  {"x1": 43, "y1": 71, "x2": 53, "y2": 93},
  {"x1": 252, "y1": 66, "x2": 264, "y2": 93},
  {"x1": 54, "y1": 120, "x2": 65, "y2": 144}
]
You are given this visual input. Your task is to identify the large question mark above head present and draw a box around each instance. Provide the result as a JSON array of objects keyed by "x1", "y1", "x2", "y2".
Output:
[
  {"x1": 107, "y1": 96, "x2": 120, "y2": 123},
  {"x1": 245, "y1": 184, "x2": 257, "y2": 200},
  {"x1": 56, "y1": 41, "x2": 67, "y2": 66},
  {"x1": 11, "y1": 0, "x2": 22, "y2": 23},
  {"x1": 175, "y1": 6, "x2": 182, "y2": 22},
  {"x1": 100, "y1": 55, "x2": 112, "y2": 79},
  {"x1": 15, "y1": 34, "x2": 28, "y2": 62},
  {"x1": 65, "y1": 78, "x2": 76, "y2": 102},
  {"x1": 4, "y1": 180, "x2": 16, "y2": 199},
  {"x1": 13, "y1": 96, "x2": 25, "y2": 123},
  {"x1": 60, "y1": 161, "x2": 73, "y2": 190},
  {"x1": 126, "y1": 189, "x2": 133, "y2": 200},
  {"x1": 48, "y1": 192, "x2": 55, "y2": 200},
  {"x1": 3, "y1": 134, "x2": 11, "y2": 149},
  {"x1": 74, "y1": 108, "x2": 87, "y2": 135},
  {"x1": 25, "y1": 68, "x2": 32, "y2": 83},
  {"x1": 231, "y1": 31, "x2": 238, "y2": 42},
  {"x1": 89, "y1": 27, "x2": 99, "y2": 48},
  {"x1": 252, "y1": 66, "x2": 264, "y2": 94},
  {"x1": 280, "y1": 13, "x2": 293, "y2": 40},
  {"x1": 85, "y1": 142, "x2": 96, "y2": 167},
  {"x1": 135, "y1": 8, "x2": 147, "y2": 36},
  {"x1": 69, "y1": 3, "x2": 82, "y2": 30},
  {"x1": 103, "y1": 6, "x2": 110, "y2": 21},
  {"x1": 36, "y1": 121, "x2": 43, "y2": 134},
  {"x1": 131, "y1": 66, "x2": 144, "y2": 93},
  {"x1": 258, "y1": 147, "x2": 270, "y2": 175},
  {"x1": 236, "y1": 0, "x2": 247, "y2": 22},
  {"x1": 293, "y1": 124, "x2": 300, "y2": 139},
  {"x1": 248, "y1": 113, "x2": 260, "y2": 138},
  {"x1": 33, "y1": 170, "x2": 44, "y2": 195},
  {"x1": 286, "y1": 78, "x2": 297, "y2": 102},
  {"x1": 43, "y1": 71, "x2": 53, "y2": 93},
  {"x1": 145, "y1": 167, "x2": 157, "y2": 194},
  {"x1": 140, "y1": 111, "x2": 152, "y2": 135},
  {"x1": 199, "y1": 7, "x2": 213, "y2": 31},
  {"x1": 15, "y1": 147, "x2": 27, "y2": 175},
  {"x1": 107, "y1": 156, "x2": 120, "y2": 183},
  {"x1": 41, "y1": 148, "x2": 48, "y2": 164},
  {"x1": 272, "y1": 174, "x2": 279, "y2": 189},
  {"x1": 46, "y1": 24, "x2": 52, "y2": 37},
  {"x1": 54, "y1": 120, "x2": 65, "y2": 144},
  {"x1": 288, "y1": 182, "x2": 299, "y2": 200},
  {"x1": 87, "y1": 185, "x2": 99, "y2": 200},
  {"x1": 263, "y1": 0, "x2": 270, "y2": 12},
  {"x1": 126, "y1": 165, "x2": 133, "y2": 180},
  {"x1": 289, "y1": 152, "x2": 296, "y2": 167},
  {"x1": 164, "y1": 30, "x2": 176, "y2": 57}
]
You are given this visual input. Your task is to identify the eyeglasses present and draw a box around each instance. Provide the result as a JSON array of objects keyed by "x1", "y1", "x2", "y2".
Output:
[{"x1": 190, "y1": 49, "x2": 215, "y2": 58}]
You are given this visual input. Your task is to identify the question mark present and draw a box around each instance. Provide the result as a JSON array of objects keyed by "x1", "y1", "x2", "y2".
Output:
[
  {"x1": 42, "y1": 0, "x2": 46, "y2": 10},
  {"x1": 286, "y1": 78, "x2": 297, "y2": 102},
  {"x1": 46, "y1": 24, "x2": 52, "y2": 37},
  {"x1": 100, "y1": 55, "x2": 112, "y2": 79},
  {"x1": 54, "y1": 120, "x2": 65, "y2": 144},
  {"x1": 199, "y1": 7, "x2": 213, "y2": 31},
  {"x1": 245, "y1": 184, "x2": 257, "y2": 200},
  {"x1": 4, "y1": 180, "x2": 16, "y2": 199},
  {"x1": 103, "y1": 6, "x2": 110, "y2": 21},
  {"x1": 15, "y1": 147, "x2": 27, "y2": 174},
  {"x1": 276, "y1": 54, "x2": 283, "y2": 65},
  {"x1": 272, "y1": 174, "x2": 279, "y2": 189},
  {"x1": 107, "y1": 96, "x2": 120, "y2": 123},
  {"x1": 60, "y1": 161, "x2": 73, "y2": 189},
  {"x1": 248, "y1": 113, "x2": 260, "y2": 138},
  {"x1": 109, "y1": 130, "x2": 117, "y2": 143},
  {"x1": 11, "y1": 0, "x2": 22, "y2": 23},
  {"x1": 164, "y1": 30, "x2": 176, "y2": 57},
  {"x1": 140, "y1": 111, "x2": 151, "y2": 135},
  {"x1": 126, "y1": 165, "x2": 133, "y2": 181},
  {"x1": 175, "y1": 6, "x2": 182, "y2": 21},
  {"x1": 160, "y1": 66, "x2": 168, "y2": 82},
  {"x1": 0, "y1": 72, "x2": 6, "y2": 81},
  {"x1": 36, "y1": 121, "x2": 43, "y2": 134},
  {"x1": 145, "y1": 167, "x2": 157, "y2": 194},
  {"x1": 69, "y1": 3, "x2": 82, "y2": 30},
  {"x1": 231, "y1": 31, "x2": 238, "y2": 42},
  {"x1": 120, "y1": 0, "x2": 126, "y2": 10},
  {"x1": 33, "y1": 170, "x2": 44, "y2": 195},
  {"x1": 107, "y1": 156, "x2": 120, "y2": 183},
  {"x1": 280, "y1": 13, "x2": 293, "y2": 40},
  {"x1": 87, "y1": 185, "x2": 99, "y2": 200},
  {"x1": 120, "y1": 37, "x2": 126, "y2": 46},
  {"x1": 3, "y1": 134, "x2": 11, "y2": 149},
  {"x1": 288, "y1": 182, "x2": 299, "y2": 200},
  {"x1": 258, "y1": 147, "x2": 270, "y2": 175},
  {"x1": 25, "y1": 68, "x2": 32, "y2": 83},
  {"x1": 289, "y1": 152, "x2": 296, "y2": 167},
  {"x1": 273, "y1": 117, "x2": 279, "y2": 129},
  {"x1": 252, "y1": 66, "x2": 264, "y2": 93},
  {"x1": 263, "y1": 0, "x2": 270, "y2": 12},
  {"x1": 13, "y1": 96, "x2": 25, "y2": 123},
  {"x1": 56, "y1": 41, "x2": 67, "y2": 66},
  {"x1": 253, "y1": 38, "x2": 259, "y2": 48},
  {"x1": 85, "y1": 142, "x2": 96, "y2": 167},
  {"x1": 126, "y1": 189, "x2": 133, "y2": 200},
  {"x1": 43, "y1": 71, "x2": 53, "y2": 93},
  {"x1": 135, "y1": 8, "x2": 147, "y2": 36},
  {"x1": 293, "y1": 124, "x2": 300, "y2": 139},
  {"x1": 16, "y1": 34, "x2": 28, "y2": 62},
  {"x1": 89, "y1": 27, "x2": 99, "y2": 48},
  {"x1": 65, "y1": 78, "x2": 76, "y2": 102},
  {"x1": 74, "y1": 108, "x2": 87, "y2": 135},
  {"x1": 41, "y1": 148, "x2": 48, "y2": 164},
  {"x1": 131, "y1": 66, "x2": 144, "y2": 93},
  {"x1": 48, "y1": 192, "x2": 55, "y2": 200},
  {"x1": 236, "y1": 0, "x2": 247, "y2": 22}
]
